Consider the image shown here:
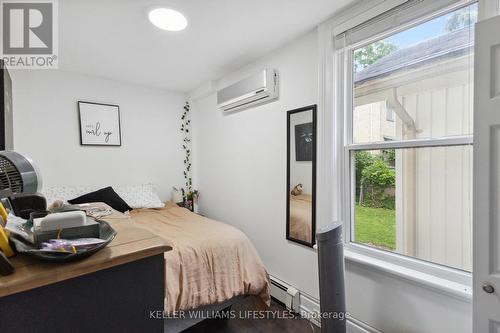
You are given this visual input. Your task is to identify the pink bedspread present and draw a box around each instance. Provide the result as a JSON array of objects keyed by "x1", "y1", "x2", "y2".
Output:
[{"x1": 128, "y1": 202, "x2": 270, "y2": 312}]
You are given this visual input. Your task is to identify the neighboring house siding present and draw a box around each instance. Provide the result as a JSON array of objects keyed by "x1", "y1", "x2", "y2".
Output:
[
  {"x1": 353, "y1": 101, "x2": 396, "y2": 143},
  {"x1": 401, "y1": 81, "x2": 472, "y2": 271}
]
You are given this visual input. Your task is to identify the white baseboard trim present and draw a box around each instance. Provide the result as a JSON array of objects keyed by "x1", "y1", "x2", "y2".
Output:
[
  {"x1": 299, "y1": 292, "x2": 382, "y2": 333},
  {"x1": 269, "y1": 275, "x2": 381, "y2": 333},
  {"x1": 298, "y1": 292, "x2": 322, "y2": 327},
  {"x1": 347, "y1": 317, "x2": 384, "y2": 333}
]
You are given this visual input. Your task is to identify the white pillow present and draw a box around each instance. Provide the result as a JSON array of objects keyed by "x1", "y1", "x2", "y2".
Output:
[
  {"x1": 43, "y1": 183, "x2": 164, "y2": 209},
  {"x1": 114, "y1": 184, "x2": 164, "y2": 209},
  {"x1": 43, "y1": 185, "x2": 94, "y2": 206}
]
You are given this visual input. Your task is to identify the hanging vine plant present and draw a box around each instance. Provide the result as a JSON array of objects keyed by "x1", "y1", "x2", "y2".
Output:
[{"x1": 180, "y1": 101, "x2": 198, "y2": 210}]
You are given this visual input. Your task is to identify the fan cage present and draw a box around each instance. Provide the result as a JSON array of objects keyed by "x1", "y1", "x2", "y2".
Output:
[{"x1": 0, "y1": 155, "x2": 24, "y2": 193}]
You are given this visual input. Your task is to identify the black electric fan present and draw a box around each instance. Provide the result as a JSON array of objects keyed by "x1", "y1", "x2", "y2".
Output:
[{"x1": 0, "y1": 151, "x2": 45, "y2": 218}]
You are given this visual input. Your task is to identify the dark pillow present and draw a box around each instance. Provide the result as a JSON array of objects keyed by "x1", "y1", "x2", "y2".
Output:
[{"x1": 68, "y1": 187, "x2": 132, "y2": 213}]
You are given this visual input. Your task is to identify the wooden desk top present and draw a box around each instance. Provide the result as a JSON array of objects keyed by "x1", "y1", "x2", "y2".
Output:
[{"x1": 0, "y1": 218, "x2": 171, "y2": 297}]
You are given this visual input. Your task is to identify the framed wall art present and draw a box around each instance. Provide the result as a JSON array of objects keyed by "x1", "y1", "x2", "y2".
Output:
[{"x1": 78, "y1": 101, "x2": 121, "y2": 146}]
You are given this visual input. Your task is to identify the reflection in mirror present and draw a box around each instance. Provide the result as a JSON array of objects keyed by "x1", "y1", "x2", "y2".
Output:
[{"x1": 286, "y1": 105, "x2": 316, "y2": 247}]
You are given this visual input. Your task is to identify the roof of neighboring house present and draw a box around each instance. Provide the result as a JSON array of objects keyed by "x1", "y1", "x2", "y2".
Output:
[{"x1": 354, "y1": 27, "x2": 474, "y2": 85}]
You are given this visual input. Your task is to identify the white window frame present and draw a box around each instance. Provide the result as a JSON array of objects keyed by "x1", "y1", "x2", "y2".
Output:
[{"x1": 337, "y1": 0, "x2": 478, "y2": 290}]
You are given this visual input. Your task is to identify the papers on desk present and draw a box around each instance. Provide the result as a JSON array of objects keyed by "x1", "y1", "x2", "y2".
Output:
[
  {"x1": 5, "y1": 213, "x2": 105, "y2": 255},
  {"x1": 4, "y1": 214, "x2": 34, "y2": 244},
  {"x1": 39, "y1": 238, "x2": 106, "y2": 253}
]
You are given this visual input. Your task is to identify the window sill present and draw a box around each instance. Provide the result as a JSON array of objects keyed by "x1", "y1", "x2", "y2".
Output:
[{"x1": 343, "y1": 248, "x2": 472, "y2": 302}]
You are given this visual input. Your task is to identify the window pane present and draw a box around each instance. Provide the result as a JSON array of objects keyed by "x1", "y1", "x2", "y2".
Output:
[
  {"x1": 352, "y1": 145, "x2": 472, "y2": 271},
  {"x1": 352, "y1": 3, "x2": 476, "y2": 144}
]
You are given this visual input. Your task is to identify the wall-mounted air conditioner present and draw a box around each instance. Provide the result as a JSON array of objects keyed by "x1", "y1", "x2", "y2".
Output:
[{"x1": 217, "y1": 68, "x2": 279, "y2": 112}]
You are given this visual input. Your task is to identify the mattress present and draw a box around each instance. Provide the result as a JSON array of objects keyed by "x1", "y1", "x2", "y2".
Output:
[
  {"x1": 118, "y1": 202, "x2": 271, "y2": 313},
  {"x1": 289, "y1": 193, "x2": 312, "y2": 243}
]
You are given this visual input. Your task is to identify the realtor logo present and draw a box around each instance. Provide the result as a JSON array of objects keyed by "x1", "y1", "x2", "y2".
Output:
[{"x1": 1, "y1": 0, "x2": 58, "y2": 69}]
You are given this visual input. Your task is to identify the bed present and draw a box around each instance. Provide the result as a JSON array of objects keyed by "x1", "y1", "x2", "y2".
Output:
[
  {"x1": 124, "y1": 202, "x2": 270, "y2": 313},
  {"x1": 289, "y1": 193, "x2": 313, "y2": 243},
  {"x1": 43, "y1": 186, "x2": 271, "y2": 330}
]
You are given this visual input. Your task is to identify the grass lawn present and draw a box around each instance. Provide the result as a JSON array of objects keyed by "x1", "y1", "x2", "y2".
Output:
[{"x1": 355, "y1": 205, "x2": 396, "y2": 250}]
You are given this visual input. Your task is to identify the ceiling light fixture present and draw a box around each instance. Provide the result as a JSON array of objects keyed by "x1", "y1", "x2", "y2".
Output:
[{"x1": 148, "y1": 8, "x2": 188, "y2": 31}]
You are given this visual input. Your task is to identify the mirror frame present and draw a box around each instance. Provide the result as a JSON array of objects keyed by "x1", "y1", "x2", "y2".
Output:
[{"x1": 286, "y1": 104, "x2": 317, "y2": 248}]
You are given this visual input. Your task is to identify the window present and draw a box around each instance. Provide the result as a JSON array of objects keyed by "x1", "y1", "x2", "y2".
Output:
[
  {"x1": 386, "y1": 109, "x2": 395, "y2": 122},
  {"x1": 346, "y1": 3, "x2": 476, "y2": 272}
]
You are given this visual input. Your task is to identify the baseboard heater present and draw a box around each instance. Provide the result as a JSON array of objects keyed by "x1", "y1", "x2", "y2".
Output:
[{"x1": 270, "y1": 276, "x2": 300, "y2": 313}]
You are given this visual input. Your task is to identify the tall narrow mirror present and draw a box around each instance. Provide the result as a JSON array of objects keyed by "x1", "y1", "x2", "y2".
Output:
[{"x1": 286, "y1": 105, "x2": 316, "y2": 247}]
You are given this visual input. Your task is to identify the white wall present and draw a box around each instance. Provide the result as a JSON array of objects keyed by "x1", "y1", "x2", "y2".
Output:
[
  {"x1": 192, "y1": 31, "x2": 320, "y2": 298},
  {"x1": 346, "y1": 262, "x2": 471, "y2": 333},
  {"x1": 11, "y1": 70, "x2": 185, "y2": 200},
  {"x1": 191, "y1": 29, "x2": 472, "y2": 332}
]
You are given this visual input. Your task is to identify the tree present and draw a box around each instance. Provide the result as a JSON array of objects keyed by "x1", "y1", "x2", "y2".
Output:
[
  {"x1": 360, "y1": 158, "x2": 396, "y2": 209},
  {"x1": 361, "y1": 159, "x2": 395, "y2": 189},
  {"x1": 355, "y1": 151, "x2": 375, "y2": 193},
  {"x1": 445, "y1": 7, "x2": 477, "y2": 32},
  {"x1": 354, "y1": 41, "x2": 397, "y2": 73}
]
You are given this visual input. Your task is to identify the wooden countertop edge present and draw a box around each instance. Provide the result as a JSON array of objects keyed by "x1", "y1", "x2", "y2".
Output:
[{"x1": 0, "y1": 237, "x2": 171, "y2": 298}]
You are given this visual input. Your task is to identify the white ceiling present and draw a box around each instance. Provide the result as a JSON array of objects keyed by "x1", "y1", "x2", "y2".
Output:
[{"x1": 59, "y1": 0, "x2": 354, "y2": 92}]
